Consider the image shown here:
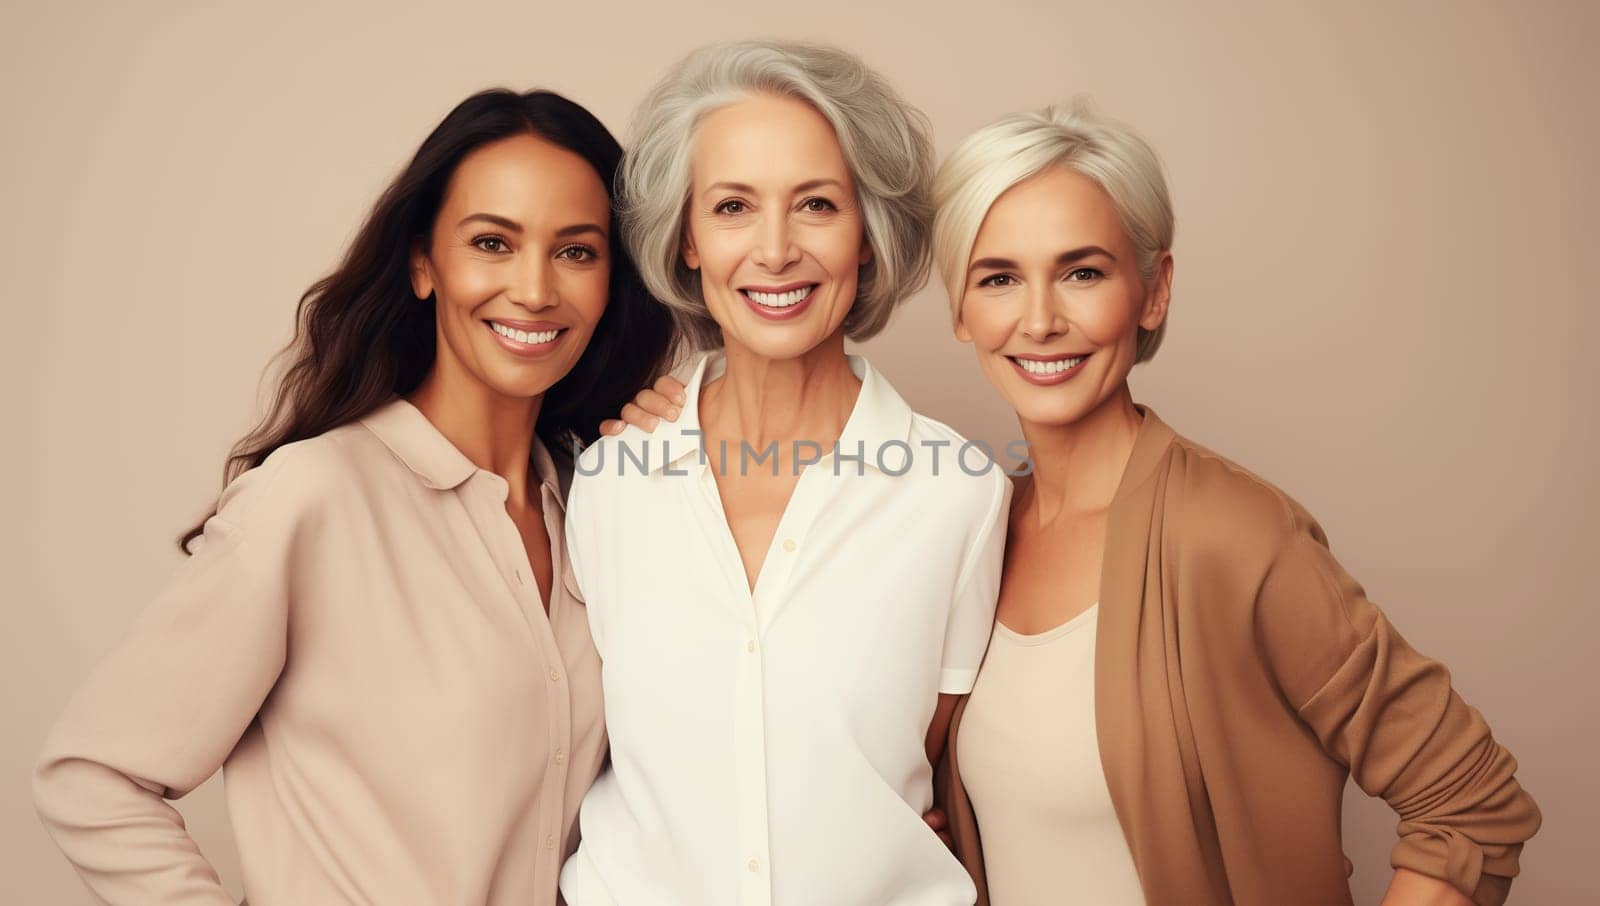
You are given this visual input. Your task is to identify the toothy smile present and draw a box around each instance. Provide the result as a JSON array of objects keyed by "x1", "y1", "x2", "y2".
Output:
[
  {"x1": 1011, "y1": 355, "x2": 1086, "y2": 375},
  {"x1": 741, "y1": 285, "x2": 816, "y2": 308},
  {"x1": 489, "y1": 321, "x2": 563, "y2": 345}
]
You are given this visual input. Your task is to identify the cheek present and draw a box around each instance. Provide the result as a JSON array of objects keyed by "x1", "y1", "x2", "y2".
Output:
[
  {"x1": 818, "y1": 222, "x2": 866, "y2": 273},
  {"x1": 1067, "y1": 288, "x2": 1143, "y2": 348},
  {"x1": 960, "y1": 300, "x2": 1017, "y2": 351},
  {"x1": 693, "y1": 235, "x2": 740, "y2": 283},
  {"x1": 566, "y1": 266, "x2": 612, "y2": 320},
  {"x1": 436, "y1": 258, "x2": 501, "y2": 311}
]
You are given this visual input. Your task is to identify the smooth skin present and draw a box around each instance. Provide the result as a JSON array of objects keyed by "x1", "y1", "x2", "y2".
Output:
[
  {"x1": 610, "y1": 165, "x2": 1466, "y2": 904},
  {"x1": 409, "y1": 132, "x2": 613, "y2": 609}
]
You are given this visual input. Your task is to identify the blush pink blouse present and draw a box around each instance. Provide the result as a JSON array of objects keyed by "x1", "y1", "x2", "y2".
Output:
[{"x1": 34, "y1": 398, "x2": 606, "y2": 905}]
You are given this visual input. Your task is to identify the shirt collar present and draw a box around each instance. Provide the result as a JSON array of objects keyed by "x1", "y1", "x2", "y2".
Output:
[
  {"x1": 654, "y1": 350, "x2": 914, "y2": 474},
  {"x1": 361, "y1": 397, "x2": 564, "y2": 507}
]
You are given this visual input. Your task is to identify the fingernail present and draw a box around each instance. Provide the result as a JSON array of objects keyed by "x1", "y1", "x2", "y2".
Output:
[
  {"x1": 673, "y1": 390, "x2": 687, "y2": 404},
  {"x1": 648, "y1": 417, "x2": 660, "y2": 430},
  {"x1": 667, "y1": 407, "x2": 681, "y2": 420}
]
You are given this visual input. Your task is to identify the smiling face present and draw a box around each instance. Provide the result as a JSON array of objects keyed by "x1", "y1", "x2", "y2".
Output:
[
  {"x1": 955, "y1": 165, "x2": 1172, "y2": 430},
  {"x1": 682, "y1": 93, "x2": 872, "y2": 361},
  {"x1": 410, "y1": 132, "x2": 612, "y2": 402}
]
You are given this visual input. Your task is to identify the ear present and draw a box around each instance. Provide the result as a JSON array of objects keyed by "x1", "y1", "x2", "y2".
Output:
[
  {"x1": 681, "y1": 228, "x2": 700, "y2": 271},
  {"x1": 858, "y1": 238, "x2": 874, "y2": 267},
  {"x1": 953, "y1": 303, "x2": 973, "y2": 344},
  {"x1": 409, "y1": 243, "x2": 435, "y2": 300},
  {"x1": 1138, "y1": 252, "x2": 1174, "y2": 332}
]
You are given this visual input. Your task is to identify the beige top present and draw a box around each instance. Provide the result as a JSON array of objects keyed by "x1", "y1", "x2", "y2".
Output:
[
  {"x1": 33, "y1": 398, "x2": 606, "y2": 906},
  {"x1": 957, "y1": 605, "x2": 1143, "y2": 906}
]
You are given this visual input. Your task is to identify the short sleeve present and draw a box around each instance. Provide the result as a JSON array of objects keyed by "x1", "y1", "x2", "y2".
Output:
[{"x1": 938, "y1": 474, "x2": 1011, "y2": 694}]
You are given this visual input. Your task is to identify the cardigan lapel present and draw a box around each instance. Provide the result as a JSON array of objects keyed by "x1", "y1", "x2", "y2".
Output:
[{"x1": 1096, "y1": 406, "x2": 1234, "y2": 905}]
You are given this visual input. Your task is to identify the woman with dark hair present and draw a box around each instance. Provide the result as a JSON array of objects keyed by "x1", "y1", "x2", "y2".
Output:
[{"x1": 33, "y1": 88, "x2": 672, "y2": 905}]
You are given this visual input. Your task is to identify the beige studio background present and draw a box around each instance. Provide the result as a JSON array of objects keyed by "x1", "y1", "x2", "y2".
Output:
[{"x1": 3, "y1": 0, "x2": 1595, "y2": 901}]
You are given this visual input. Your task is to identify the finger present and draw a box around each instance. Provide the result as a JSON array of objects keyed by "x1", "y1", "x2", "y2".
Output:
[
  {"x1": 599, "y1": 419, "x2": 625, "y2": 436},
  {"x1": 922, "y1": 809, "x2": 947, "y2": 831},
  {"x1": 655, "y1": 374, "x2": 688, "y2": 405},
  {"x1": 619, "y1": 403, "x2": 660, "y2": 432},
  {"x1": 635, "y1": 389, "x2": 681, "y2": 421}
]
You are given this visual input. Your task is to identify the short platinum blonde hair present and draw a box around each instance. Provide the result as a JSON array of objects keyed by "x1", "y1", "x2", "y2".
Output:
[
  {"x1": 933, "y1": 100, "x2": 1176, "y2": 363},
  {"x1": 620, "y1": 40, "x2": 935, "y2": 350}
]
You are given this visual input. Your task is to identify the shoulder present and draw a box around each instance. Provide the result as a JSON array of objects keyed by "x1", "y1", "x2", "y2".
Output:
[
  {"x1": 1157, "y1": 432, "x2": 1323, "y2": 563},
  {"x1": 904, "y1": 411, "x2": 1013, "y2": 515},
  {"x1": 212, "y1": 422, "x2": 382, "y2": 531}
]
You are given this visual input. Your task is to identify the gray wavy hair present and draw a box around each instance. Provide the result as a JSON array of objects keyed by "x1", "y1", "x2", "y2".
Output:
[{"x1": 620, "y1": 39, "x2": 936, "y2": 349}]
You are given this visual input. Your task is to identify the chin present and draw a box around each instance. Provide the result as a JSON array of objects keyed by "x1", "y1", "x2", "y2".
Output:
[{"x1": 727, "y1": 324, "x2": 836, "y2": 361}]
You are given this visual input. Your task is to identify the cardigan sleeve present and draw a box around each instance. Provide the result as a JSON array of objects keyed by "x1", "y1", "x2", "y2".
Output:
[
  {"x1": 1253, "y1": 521, "x2": 1541, "y2": 906},
  {"x1": 32, "y1": 454, "x2": 308, "y2": 904}
]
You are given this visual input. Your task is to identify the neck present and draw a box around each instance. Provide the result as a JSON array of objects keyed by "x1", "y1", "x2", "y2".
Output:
[
  {"x1": 405, "y1": 366, "x2": 543, "y2": 507},
  {"x1": 701, "y1": 328, "x2": 861, "y2": 452},
  {"x1": 1018, "y1": 381, "x2": 1143, "y2": 524}
]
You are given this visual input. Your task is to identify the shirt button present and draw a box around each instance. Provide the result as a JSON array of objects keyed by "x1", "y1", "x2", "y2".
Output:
[
  {"x1": 782, "y1": 538, "x2": 797, "y2": 553},
  {"x1": 549, "y1": 668, "x2": 562, "y2": 683},
  {"x1": 746, "y1": 640, "x2": 756, "y2": 653},
  {"x1": 545, "y1": 834, "x2": 557, "y2": 850},
  {"x1": 554, "y1": 749, "x2": 566, "y2": 765},
  {"x1": 747, "y1": 857, "x2": 761, "y2": 873}
]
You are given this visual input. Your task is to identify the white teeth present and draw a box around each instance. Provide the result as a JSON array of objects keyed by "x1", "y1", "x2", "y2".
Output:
[
  {"x1": 1016, "y1": 356, "x2": 1086, "y2": 375},
  {"x1": 491, "y1": 322, "x2": 561, "y2": 345},
  {"x1": 745, "y1": 287, "x2": 811, "y2": 308}
]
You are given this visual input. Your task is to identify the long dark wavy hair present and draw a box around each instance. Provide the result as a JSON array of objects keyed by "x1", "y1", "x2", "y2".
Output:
[{"x1": 180, "y1": 88, "x2": 675, "y2": 552}]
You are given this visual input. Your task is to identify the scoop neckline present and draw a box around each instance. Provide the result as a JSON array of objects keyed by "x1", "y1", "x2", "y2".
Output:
[{"x1": 994, "y1": 603, "x2": 1099, "y2": 646}]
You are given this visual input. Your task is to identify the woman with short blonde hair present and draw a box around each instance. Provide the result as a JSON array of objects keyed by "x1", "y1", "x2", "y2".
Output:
[{"x1": 930, "y1": 102, "x2": 1539, "y2": 906}]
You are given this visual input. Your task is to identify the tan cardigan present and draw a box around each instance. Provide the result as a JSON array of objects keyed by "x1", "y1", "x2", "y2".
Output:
[{"x1": 937, "y1": 408, "x2": 1540, "y2": 906}]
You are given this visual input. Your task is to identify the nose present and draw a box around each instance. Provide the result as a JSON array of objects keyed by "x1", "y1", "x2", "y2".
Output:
[
  {"x1": 750, "y1": 210, "x2": 801, "y2": 272},
  {"x1": 509, "y1": 252, "x2": 556, "y2": 312},
  {"x1": 1019, "y1": 282, "x2": 1066, "y2": 342}
]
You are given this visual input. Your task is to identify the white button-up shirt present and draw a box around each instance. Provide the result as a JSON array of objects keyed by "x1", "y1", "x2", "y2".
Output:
[{"x1": 559, "y1": 353, "x2": 1010, "y2": 906}]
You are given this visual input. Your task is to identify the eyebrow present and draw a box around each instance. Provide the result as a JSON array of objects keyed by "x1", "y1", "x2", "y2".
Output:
[
  {"x1": 967, "y1": 245, "x2": 1117, "y2": 274},
  {"x1": 702, "y1": 178, "x2": 847, "y2": 198},
  {"x1": 458, "y1": 213, "x2": 608, "y2": 240}
]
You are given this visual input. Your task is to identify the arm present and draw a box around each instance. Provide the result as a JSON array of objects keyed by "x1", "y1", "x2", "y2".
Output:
[
  {"x1": 33, "y1": 460, "x2": 301, "y2": 904},
  {"x1": 925, "y1": 693, "x2": 961, "y2": 769},
  {"x1": 1255, "y1": 521, "x2": 1540, "y2": 906}
]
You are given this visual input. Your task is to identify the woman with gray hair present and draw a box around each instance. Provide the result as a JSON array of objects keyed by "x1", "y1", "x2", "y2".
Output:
[
  {"x1": 559, "y1": 41, "x2": 1009, "y2": 905},
  {"x1": 620, "y1": 100, "x2": 1541, "y2": 905}
]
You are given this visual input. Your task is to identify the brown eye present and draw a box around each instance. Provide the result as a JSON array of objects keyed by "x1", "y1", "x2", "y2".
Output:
[
  {"x1": 1065, "y1": 267, "x2": 1104, "y2": 282},
  {"x1": 714, "y1": 200, "x2": 747, "y2": 215},
  {"x1": 473, "y1": 236, "x2": 509, "y2": 253},
  {"x1": 801, "y1": 197, "x2": 836, "y2": 213},
  {"x1": 557, "y1": 245, "x2": 597, "y2": 261},
  {"x1": 978, "y1": 274, "x2": 1017, "y2": 287}
]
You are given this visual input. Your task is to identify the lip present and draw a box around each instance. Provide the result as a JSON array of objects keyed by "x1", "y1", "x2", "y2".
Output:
[
  {"x1": 740, "y1": 284, "x2": 818, "y2": 322},
  {"x1": 484, "y1": 318, "x2": 567, "y2": 359},
  {"x1": 1008, "y1": 352, "x2": 1090, "y2": 386}
]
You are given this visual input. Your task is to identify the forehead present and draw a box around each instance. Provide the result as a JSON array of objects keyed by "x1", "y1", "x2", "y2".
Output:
[
  {"x1": 690, "y1": 94, "x2": 853, "y2": 187},
  {"x1": 442, "y1": 133, "x2": 609, "y2": 220},
  {"x1": 971, "y1": 166, "x2": 1128, "y2": 257}
]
